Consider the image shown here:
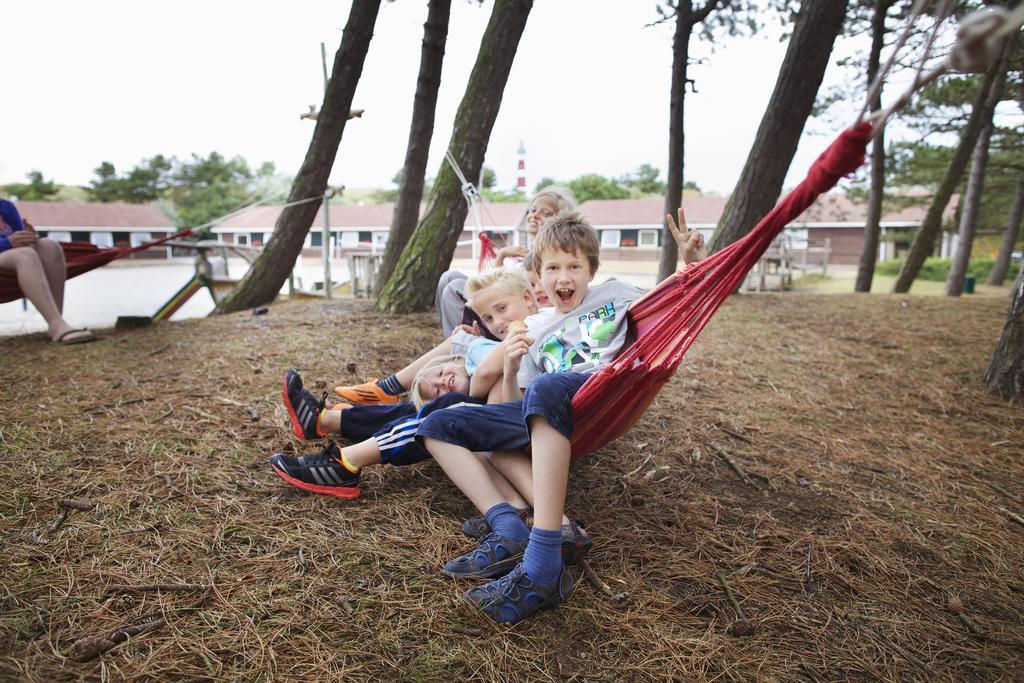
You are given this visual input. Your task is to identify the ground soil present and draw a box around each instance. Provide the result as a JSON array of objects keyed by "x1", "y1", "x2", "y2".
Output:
[{"x1": 1, "y1": 292, "x2": 1022, "y2": 681}]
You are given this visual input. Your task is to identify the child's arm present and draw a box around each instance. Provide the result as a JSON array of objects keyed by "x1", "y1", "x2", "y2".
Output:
[{"x1": 469, "y1": 341, "x2": 507, "y2": 399}]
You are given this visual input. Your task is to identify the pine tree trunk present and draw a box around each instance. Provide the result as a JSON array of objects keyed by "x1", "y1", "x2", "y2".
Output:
[
  {"x1": 987, "y1": 172, "x2": 1024, "y2": 286},
  {"x1": 891, "y1": 60, "x2": 1001, "y2": 294},
  {"x1": 376, "y1": 0, "x2": 533, "y2": 314},
  {"x1": 854, "y1": 0, "x2": 892, "y2": 293},
  {"x1": 377, "y1": 0, "x2": 452, "y2": 288},
  {"x1": 656, "y1": 1, "x2": 693, "y2": 284},
  {"x1": 708, "y1": 0, "x2": 848, "y2": 253},
  {"x1": 216, "y1": 0, "x2": 381, "y2": 313},
  {"x1": 984, "y1": 265, "x2": 1024, "y2": 400},
  {"x1": 945, "y1": 38, "x2": 1013, "y2": 297}
]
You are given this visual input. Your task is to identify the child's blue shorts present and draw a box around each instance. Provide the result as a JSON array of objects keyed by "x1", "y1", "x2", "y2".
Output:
[
  {"x1": 416, "y1": 371, "x2": 590, "y2": 450},
  {"x1": 341, "y1": 394, "x2": 485, "y2": 466}
]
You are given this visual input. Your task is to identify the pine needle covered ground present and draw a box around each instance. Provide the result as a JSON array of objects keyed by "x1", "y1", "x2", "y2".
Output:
[{"x1": 1, "y1": 292, "x2": 1022, "y2": 681}]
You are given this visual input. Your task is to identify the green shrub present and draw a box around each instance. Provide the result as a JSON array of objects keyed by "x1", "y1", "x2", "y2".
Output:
[{"x1": 876, "y1": 257, "x2": 1020, "y2": 282}]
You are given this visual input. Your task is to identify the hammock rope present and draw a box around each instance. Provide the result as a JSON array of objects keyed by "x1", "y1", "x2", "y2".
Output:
[{"x1": 568, "y1": 123, "x2": 873, "y2": 457}]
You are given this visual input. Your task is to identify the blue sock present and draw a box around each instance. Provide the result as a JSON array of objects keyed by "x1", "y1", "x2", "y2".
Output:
[
  {"x1": 523, "y1": 526, "x2": 563, "y2": 584},
  {"x1": 376, "y1": 373, "x2": 405, "y2": 396},
  {"x1": 484, "y1": 503, "x2": 529, "y2": 541}
]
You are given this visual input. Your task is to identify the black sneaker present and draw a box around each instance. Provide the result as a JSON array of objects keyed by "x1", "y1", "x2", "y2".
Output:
[
  {"x1": 282, "y1": 369, "x2": 327, "y2": 440},
  {"x1": 268, "y1": 442, "x2": 360, "y2": 499}
]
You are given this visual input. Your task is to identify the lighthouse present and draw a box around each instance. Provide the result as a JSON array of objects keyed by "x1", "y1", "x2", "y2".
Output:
[{"x1": 516, "y1": 140, "x2": 527, "y2": 193}]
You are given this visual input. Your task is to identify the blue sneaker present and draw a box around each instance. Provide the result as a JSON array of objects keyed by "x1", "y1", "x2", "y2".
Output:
[
  {"x1": 442, "y1": 532, "x2": 528, "y2": 579},
  {"x1": 463, "y1": 563, "x2": 574, "y2": 624}
]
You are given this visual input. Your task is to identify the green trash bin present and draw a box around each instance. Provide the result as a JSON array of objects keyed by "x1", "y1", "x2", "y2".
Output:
[{"x1": 963, "y1": 274, "x2": 976, "y2": 294}]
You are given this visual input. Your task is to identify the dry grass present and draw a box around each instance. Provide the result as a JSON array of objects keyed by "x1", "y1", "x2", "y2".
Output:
[{"x1": 1, "y1": 292, "x2": 1022, "y2": 681}]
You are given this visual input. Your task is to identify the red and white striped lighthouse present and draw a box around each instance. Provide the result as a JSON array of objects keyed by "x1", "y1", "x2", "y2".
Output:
[{"x1": 516, "y1": 140, "x2": 527, "y2": 191}]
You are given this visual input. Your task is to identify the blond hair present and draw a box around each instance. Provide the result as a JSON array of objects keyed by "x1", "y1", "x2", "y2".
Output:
[
  {"x1": 410, "y1": 354, "x2": 467, "y2": 409},
  {"x1": 530, "y1": 211, "x2": 600, "y2": 275},
  {"x1": 464, "y1": 269, "x2": 532, "y2": 313},
  {"x1": 517, "y1": 186, "x2": 577, "y2": 231}
]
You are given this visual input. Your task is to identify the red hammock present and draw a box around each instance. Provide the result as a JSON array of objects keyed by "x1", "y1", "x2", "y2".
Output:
[
  {"x1": 569, "y1": 123, "x2": 872, "y2": 457},
  {"x1": 0, "y1": 229, "x2": 194, "y2": 305}
]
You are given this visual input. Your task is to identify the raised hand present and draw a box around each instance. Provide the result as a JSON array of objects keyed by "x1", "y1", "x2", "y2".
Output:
[{"x1": 666, "y1": 207, "x2": 706, "y2": 265}]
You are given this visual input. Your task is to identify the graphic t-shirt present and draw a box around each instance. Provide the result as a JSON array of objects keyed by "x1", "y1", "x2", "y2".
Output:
[{"x1": 517, "y1": 280, "x2": 642, "y2": 388}]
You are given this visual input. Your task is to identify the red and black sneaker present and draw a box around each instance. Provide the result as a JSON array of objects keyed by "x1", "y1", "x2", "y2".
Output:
[
  {"x1": 282, "y1": 369, "x2": 327, "y2": 440},
  {"x1": 268, "y1": 442, "x2": 360, "y2": 499}
]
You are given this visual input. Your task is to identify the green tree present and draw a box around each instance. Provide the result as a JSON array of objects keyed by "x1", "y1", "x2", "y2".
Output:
[
  {"x1": 620, "y1": 164, "x2": 666, "y2": 195},
  {"x1": 88, "y1": 155, "x2": 173, "y2": 203},
  {"x1": 1, "y1": 170, "x2": 59, "y2": 201},
  {"x1": 481, "y1": 166, "x2": 497, "y2": 190},
  {"x1": 533, "y1": 177, "x2": 555, "y2": 193},
  {"x1": 566, "y1": 174, "x2": 630, "y2": 202},
  {"x1": 169, "y1": 152, "x2": 263, "y2": 230}
]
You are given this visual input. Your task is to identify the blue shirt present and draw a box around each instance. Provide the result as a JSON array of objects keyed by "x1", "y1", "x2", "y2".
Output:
[{"x1": 0, "y1": 199, "x2": 25, "y2": 253}]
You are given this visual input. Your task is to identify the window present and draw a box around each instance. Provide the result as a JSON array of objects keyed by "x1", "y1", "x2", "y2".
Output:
[
  {"x1": 91, "y1": 232, "x2": 113, "y2": 248},
  {"x1": 372, "y1": 232, "x2": 388, "y2": 247},
  {"x1": 251, "y1": 232, "x2": 264, "y2": 246},
  {"x1": 620, "y1": 229, "x2": 639, "y2": 247},
  {"x1": 112, "y1": 231, "x2": 131, "y2": 247},
  {"x1": 639, "y1": 230, "x2": 658, "y2": 248},
  {"x1": 71, "y1": 231, "x2": 91, "y2": 243},
  {"x1": 48, "y1": 231, "x2": 72, "y2": 243},
  {"x1": 601, "y1": 229, "x2": 621, "y2": 248},
  {"x1": 340, "y1": 232, "x2": 359, "y2": 249},
  {"x1": 358, "y1": 231, "x2": 372, "y2": 244},
  {"x1": 310, "y1": 232, "x2": 322, "y2": 247},
  {"x1": 236, "y1": 233, "x2": 249, "y2": 246},
  {"x1": 130, "y1": 232, "x2": 152, "y2": 247}
]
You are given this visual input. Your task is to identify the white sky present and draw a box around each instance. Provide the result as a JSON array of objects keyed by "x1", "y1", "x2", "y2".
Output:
[{"x1": 2, "y1": 0, "x2": 867, "y2": 197}]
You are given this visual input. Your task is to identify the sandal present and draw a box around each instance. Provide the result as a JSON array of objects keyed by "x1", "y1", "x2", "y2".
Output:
[{"x1": 53, "y1": 329, "x2": 96, "y2": 345}]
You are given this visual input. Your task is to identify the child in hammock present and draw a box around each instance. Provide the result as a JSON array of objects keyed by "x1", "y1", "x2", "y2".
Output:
[
  {"x1": 270, "y1": 269, "x2": 551, "y2": 497},
  {"x1": 414, "y1": 209, "x2": 706, "y2": 623},
  {"x1": 270, "y1": 268, "x2": 592, "y2": 558},
  {"x1": 344, "y1": 189, "x2": 570, "y2": 405}
]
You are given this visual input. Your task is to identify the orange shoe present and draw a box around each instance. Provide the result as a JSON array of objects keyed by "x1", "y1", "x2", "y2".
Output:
[{"x1": 334, "y1": 378, "x2": 404, "y2": 405}]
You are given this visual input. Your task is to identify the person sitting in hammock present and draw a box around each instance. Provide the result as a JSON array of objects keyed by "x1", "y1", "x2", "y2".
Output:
[
  {"x1": 337, "y1": 253, "x2": 552, "y2": 405},
  {"x1": 415, "y1": 209, "x2": 705, "y2": 624},
  {"x1": 432, "y1": 186, "x2": 576, "y2": 345},
  {"x1": 0, "y1": 199, "x2": 94, "y2": 344}
]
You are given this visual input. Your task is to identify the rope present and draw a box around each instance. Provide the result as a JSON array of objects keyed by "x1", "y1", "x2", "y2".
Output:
[
  {"x1": 444, "y1": 150, "x2": 481, "y2": 209},
  {"x1": 189, "y1": 191, "x2": 328, "y2": 232},
  {"x1": 865, "y1": 4, "x2": 1024, "y2": 135}
]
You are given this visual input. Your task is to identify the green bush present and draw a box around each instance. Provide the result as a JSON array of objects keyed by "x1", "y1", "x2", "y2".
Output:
[{"x1": 875, "y1": 256, "x2": 1020, "y2": 282}]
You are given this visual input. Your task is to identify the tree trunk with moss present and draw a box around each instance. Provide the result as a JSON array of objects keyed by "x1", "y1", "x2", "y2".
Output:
[
  {"x1": 376, "y1": 0, "x2": 532, "y2": 314},
  {"x1": 708, "y1": 0, "x2": 848, "y2": 253},
  {"x1": 984, "y1": 266, "x2": 1024, "y2": 400},
  {"x1": 378, "y1": 0, "x2": 452, "y2": 288},
  {"x1": 891, "y1": 60, "x2": 1001, "y2": 294},
  {"x1": 216, "y1": 0, "x2": 381, "y2": 312}
]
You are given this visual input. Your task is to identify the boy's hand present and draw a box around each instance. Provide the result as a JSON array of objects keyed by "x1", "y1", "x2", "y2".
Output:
[
  {"x1": 503, "y1": 328, "x2": 532, "y2": 376},
  {"x1": 666, "y1": 207, "x2": 707, "y2": 265},
  {"x1": 455, "y1": 321, "x2": 482, "y2": 337}
]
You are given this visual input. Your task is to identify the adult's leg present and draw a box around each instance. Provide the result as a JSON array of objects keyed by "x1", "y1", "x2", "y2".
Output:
[
  {"x1": 35, "y1": 239, "x2": 67, "y2": 313},
  {"x1": 0, "y1": 247, "x2": 78, "y2": 341}
]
